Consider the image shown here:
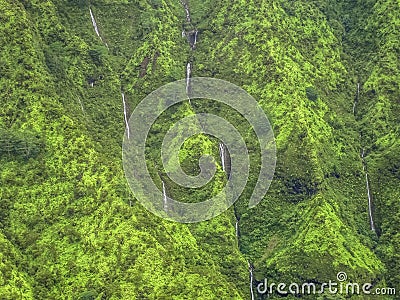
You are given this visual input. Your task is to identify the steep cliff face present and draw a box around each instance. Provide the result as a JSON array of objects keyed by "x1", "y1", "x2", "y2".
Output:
[{"x1": 0, "y1": 0, "x2": 398, "y2": 299}]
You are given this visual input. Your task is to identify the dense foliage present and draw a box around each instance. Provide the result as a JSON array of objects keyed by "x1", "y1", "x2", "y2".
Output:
[{"x1": 0, "y1": 0, "x2": 398, "y2": 299}]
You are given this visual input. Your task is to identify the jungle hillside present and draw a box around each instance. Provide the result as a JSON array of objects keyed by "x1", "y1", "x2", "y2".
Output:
[{"x1": 0, "y1": 0, "x2": 399, "y2": 299}]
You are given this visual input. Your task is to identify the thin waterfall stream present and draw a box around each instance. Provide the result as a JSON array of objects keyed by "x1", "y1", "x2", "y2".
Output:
[
  {"x1": 121, "y1": 92, "x2": 130, "y2": 139},
  {"x1": 87, "y1": 5, "x2": 132, "y2": 145},
  {"x1": 186, "y1": 62, "x2": 192, "y2": 96},
  {"x1": 219, "y1": 142, "x2": 231, "y2": 179},
  {"x1": 159, "y1": 0, "x2": 197, "y2": 214},
  {"x1": 361, "y1": 149, "x2": 376, "y2": 231},
  {"x1": 89, "y1": 3, "x2": 262, "y2": 296},
  {"x1": 180, "y1": 0, "x2": 191, "y2": 23},
  {"x1": 248, "y1": 262, "x2": 255, "y2": 300},
  {"x1": 193, "y1": 30, "x2": 198, "y2": 48},
  {"x1": 89, "y1": 7, "x2": 108, "y2": 48},
  {"x1": 162, "y1": 180, "x2": 168, "y2": 212},
  {"x1": 219, "y1": 143, "x2": 226, "y2": 172},
  {"x1": 235, "y1": 218, "x2": 239, "y2": 239},
  {"x1": 89, "y1": 7, "x2": 101, "y2": 38},
  {"x1": 220, "y1": 141, "x2": 252, "y2": 297},
  {"x1": 354, "y1": 83, "x2": 376, "y2": 232},
  {"x1": 220, "y1": 143, "x2": 238, "y2": 237},
  {"x1": 180, "y1": 0, "x2": 198, "y2": 102}
]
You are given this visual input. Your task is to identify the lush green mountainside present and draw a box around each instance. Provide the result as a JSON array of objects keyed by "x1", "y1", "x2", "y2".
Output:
[
  {"x1": 0, "y1": 0, "x2": 398, "y2": 299},
  {"x1": 0, "y1": 1, "x2": 248, "y2": 298}
]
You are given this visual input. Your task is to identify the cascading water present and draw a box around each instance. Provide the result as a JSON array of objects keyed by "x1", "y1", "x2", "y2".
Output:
[
  {"x1": 162, "y1": 180, "x2": 168, "y2": 212},
  {"x1": 89, "y1": 8, "x2": 101, "y2": 38},
  {"x1": 180, "y1": 0, "x2": 198, "y2": 102},
  {"x1": 361, "y1": 149, "x2": 376, "y2": 231},
  {"x1": 180, "y1": 0, "x2": 191, "y2": 23},
  {"x1": 89, "y1": 7, "x2": 108, "y2": 48},
  {"x1": 353, "y1": 83, "x2": 375, "y2": 232},
  {"x1": 186, "y1": 62, "x2": 191, "y2": 95},
  {"x1": 219, "y1": 143, "x2": 226, "y2": 172},
  {"x1": 248, "y1": 262, "x2": 255, "y2": 300},
  {"x1": 121, "y1": 92, "x2": 130, "y2": 139},
  {"x1": 193, "y1": 30, "x2": 198, "y2": 48},
  {"x1": 218, "y1": 142, "x2": 232, "y2": 179},
  {"x1": 88, "y1": 7, "x2": 136, "y2": 146},
  {"x1": 178, "y1": 2, "x2": 253, "y2": 298},
  {"x1": 235, "y1": 218, "x2": 239, "y2": 239}
]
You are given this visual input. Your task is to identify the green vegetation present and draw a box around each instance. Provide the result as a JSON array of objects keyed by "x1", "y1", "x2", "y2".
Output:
[{"x1": 0, "y1": 0, "x2": 398, "y2": 299}]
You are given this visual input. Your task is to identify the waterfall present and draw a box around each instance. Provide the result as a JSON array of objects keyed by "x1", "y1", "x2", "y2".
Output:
[
  {"x1": 162, "y1": 180, "x2": 168, "y2": 212},
  {"x1": 180, "y1": 0, "x2": 191, "y2": 23},
  {"x1": 185, "y1": 8, "x2": 191, "y2": 23},
  {"x1": 179, "y1": 0, "x2": 198, "y2": 50},
  {"x1": 89, "y1": 7, "x2": 108, "y2": 48},
  {"x1": 193, "y1": 30, "x2": 198, "y2": 47},
  {"x1": 219, "y1": 143, "x2": 226, "y2": 172},
  {"x1": 89, "y1": 7, "x2": 101, "y2": 39},
  {"x1": 248, "y1": 262, "x2": 255, "y2": 300},
  {"x1": 121, "y1": 92, "x2": 130, "y2": 139},
  {"x1": 235, "y1": 219, "x2": 239, "y2": 239},
  {"x1": 180, "y1": 0, "x2": 198, "y2": 102},
  {"x1": 186, "y1": 62, "x2": 191, "y2": 95},
  {"x1": 354, "y1": 83, "x2": 375, "y2": 232},
  {"x1": 219, "y1": 143, "x2": 231, "y2": 179},
  {"x1": 365, "y1": 172, "x2": 375, "y2": 231},
  {"x1": 361, "y1": 149, "x2": 376, "y2": 231}
]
